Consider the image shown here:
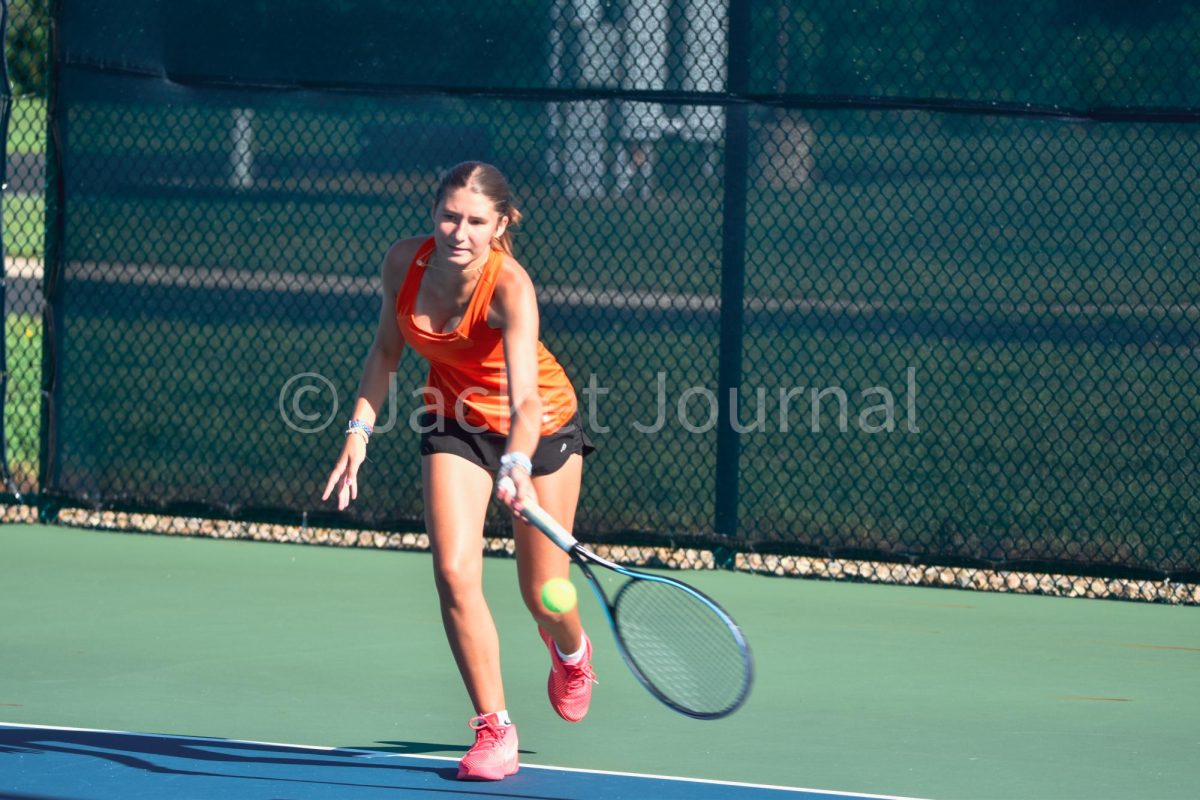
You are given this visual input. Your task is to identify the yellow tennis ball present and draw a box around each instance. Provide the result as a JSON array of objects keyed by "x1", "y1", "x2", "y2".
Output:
[{"x1": 540, "y1": 577, "x2": 577, "y2": 613}]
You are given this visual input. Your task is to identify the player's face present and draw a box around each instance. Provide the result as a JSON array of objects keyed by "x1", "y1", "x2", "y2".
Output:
[{"x1": 433, "y1": 187, "x2": 508, "y2": 269}]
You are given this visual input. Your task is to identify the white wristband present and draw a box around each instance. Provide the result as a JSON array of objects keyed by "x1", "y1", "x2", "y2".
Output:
[{"x1": 499, "y1": 451, "x2": 533, "y2": 476}]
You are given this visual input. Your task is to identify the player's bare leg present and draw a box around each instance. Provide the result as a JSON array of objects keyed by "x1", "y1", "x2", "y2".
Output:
[
  {"x1": 514, "y1": 454, "x2": 596, "y2": 722},
  {"x1": 514, "y1": 453, "x2": 584, "y2": 651},
  {"x1": 423, "y1": 452, "x2": 506, "y2": 715}
]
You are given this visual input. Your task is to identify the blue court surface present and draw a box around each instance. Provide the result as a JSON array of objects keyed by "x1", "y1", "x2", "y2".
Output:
[{"x1": 0, "y1": 723, "x2": 925, "y2": 800}]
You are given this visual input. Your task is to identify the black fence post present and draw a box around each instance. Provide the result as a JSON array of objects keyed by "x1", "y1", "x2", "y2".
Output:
[
  {"x1": 37, "y1": 0, "x2": 65, "y2": 519},
  {"x1": 714, "y1": 0, "x2": 751, "y2": 548}
]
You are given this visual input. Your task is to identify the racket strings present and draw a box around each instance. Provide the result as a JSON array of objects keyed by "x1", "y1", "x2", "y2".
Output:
[{"x1": 613, "y1": 578, "x2": 749, "y2": 717}]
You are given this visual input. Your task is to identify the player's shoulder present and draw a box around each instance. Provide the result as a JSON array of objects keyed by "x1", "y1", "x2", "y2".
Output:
[
  {"x1": 490, "y1": 252, "x2": 538, "y2": 326},
  {"x1": 493, "y1": 251, "x2": 535, "y2": 297},
  {"x1": 380, "y1": 235, "x2": 428, "y2": 292}
]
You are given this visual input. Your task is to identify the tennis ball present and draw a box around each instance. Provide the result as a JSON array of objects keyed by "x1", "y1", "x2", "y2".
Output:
[{"x1": 540, "y1": 577, "x2": 577, "y2": 613}]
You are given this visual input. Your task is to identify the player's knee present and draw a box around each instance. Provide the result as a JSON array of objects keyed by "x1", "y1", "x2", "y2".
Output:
[{"x1": 432, "y1": 557, "x2": 482, "y2": 602}]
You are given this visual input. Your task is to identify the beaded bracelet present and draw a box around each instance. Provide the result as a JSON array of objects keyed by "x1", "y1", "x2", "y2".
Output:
[{"x1": 346, "y1": 419, "x2": 373, "y2": 444}]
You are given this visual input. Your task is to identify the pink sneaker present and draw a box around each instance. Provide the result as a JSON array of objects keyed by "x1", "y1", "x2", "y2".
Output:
[
  {"x1": 456, "y1": 714, "x2": 518, "y2": 781},
  {"x1": 538, "y1": 627, "x2": 598, "y2": 722}
]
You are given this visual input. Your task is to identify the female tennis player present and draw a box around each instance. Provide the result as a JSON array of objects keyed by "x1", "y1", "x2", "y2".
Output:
[{"x1": 322, "y1": 162, "x2": 596, "y2": 781}]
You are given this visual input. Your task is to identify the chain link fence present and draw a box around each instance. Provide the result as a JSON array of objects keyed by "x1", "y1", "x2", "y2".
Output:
[{"x1": 3, "y1": 1, "x2": 1198, "y2": 600}]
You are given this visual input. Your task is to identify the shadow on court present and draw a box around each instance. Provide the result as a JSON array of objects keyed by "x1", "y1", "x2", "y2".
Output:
[{"x1": 0, "y1": 726, "x2": 572, "y2": 799}]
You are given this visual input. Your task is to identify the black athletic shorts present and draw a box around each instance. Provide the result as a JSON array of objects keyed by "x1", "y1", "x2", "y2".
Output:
[{"x1": 419, "y1": 411, "x2": 594, "y2": 476}]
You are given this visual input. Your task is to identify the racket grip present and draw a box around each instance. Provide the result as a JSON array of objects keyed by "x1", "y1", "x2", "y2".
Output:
[
  {"x1": 522, "y1": 501, "x2": 579, "y2": 552},
  {"x1": 498, "y1": 476, "x2": 579, "y2": 552}
]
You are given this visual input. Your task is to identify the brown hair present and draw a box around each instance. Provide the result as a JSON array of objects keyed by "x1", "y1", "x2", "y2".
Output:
[{"x1": 434, "y1": 161, "x2": 523, "y2": 256}]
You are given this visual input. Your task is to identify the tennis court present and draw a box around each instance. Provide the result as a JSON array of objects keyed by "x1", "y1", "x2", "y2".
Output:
[{"x1": 2, "y1": 522, "x2": 1197, "y2": 799}]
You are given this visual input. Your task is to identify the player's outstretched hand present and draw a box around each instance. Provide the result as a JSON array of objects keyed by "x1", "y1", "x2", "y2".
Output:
[{"x1": 322, "y1": 437, "x2": 367, "y2": 510}]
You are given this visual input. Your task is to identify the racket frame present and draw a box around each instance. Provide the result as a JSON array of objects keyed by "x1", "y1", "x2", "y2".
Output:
[{"x1": 519, "y1": 498, "x2": 753, "y2": 720}]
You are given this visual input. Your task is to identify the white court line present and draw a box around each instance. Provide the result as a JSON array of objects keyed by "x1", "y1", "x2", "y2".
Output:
[{"x1": 0, "y1": 720, "x2": 935, "y2": 800}]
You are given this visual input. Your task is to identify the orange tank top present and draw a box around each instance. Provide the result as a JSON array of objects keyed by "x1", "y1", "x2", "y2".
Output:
[{"x1": 395, "y1": 238, "x2": 578, "y2": 435}]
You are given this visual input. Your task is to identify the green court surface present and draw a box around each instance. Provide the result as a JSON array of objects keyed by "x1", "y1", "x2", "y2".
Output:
[{"x1": 1, "y1": 522, "x2": 1197, "y2": 799}]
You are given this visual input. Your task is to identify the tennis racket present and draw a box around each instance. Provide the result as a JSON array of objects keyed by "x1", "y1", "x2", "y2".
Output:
[{"x1": 507, "y1": 483, "x2": 753, "y2": 720}]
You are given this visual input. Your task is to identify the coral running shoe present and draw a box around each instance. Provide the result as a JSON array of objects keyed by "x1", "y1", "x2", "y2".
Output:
[
  {"x1": 539, "y1": 627, "x2": 598, "y2": 722},
  {"x1": 456, "y1": 714, "x2": 518, "y2": 781}
]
